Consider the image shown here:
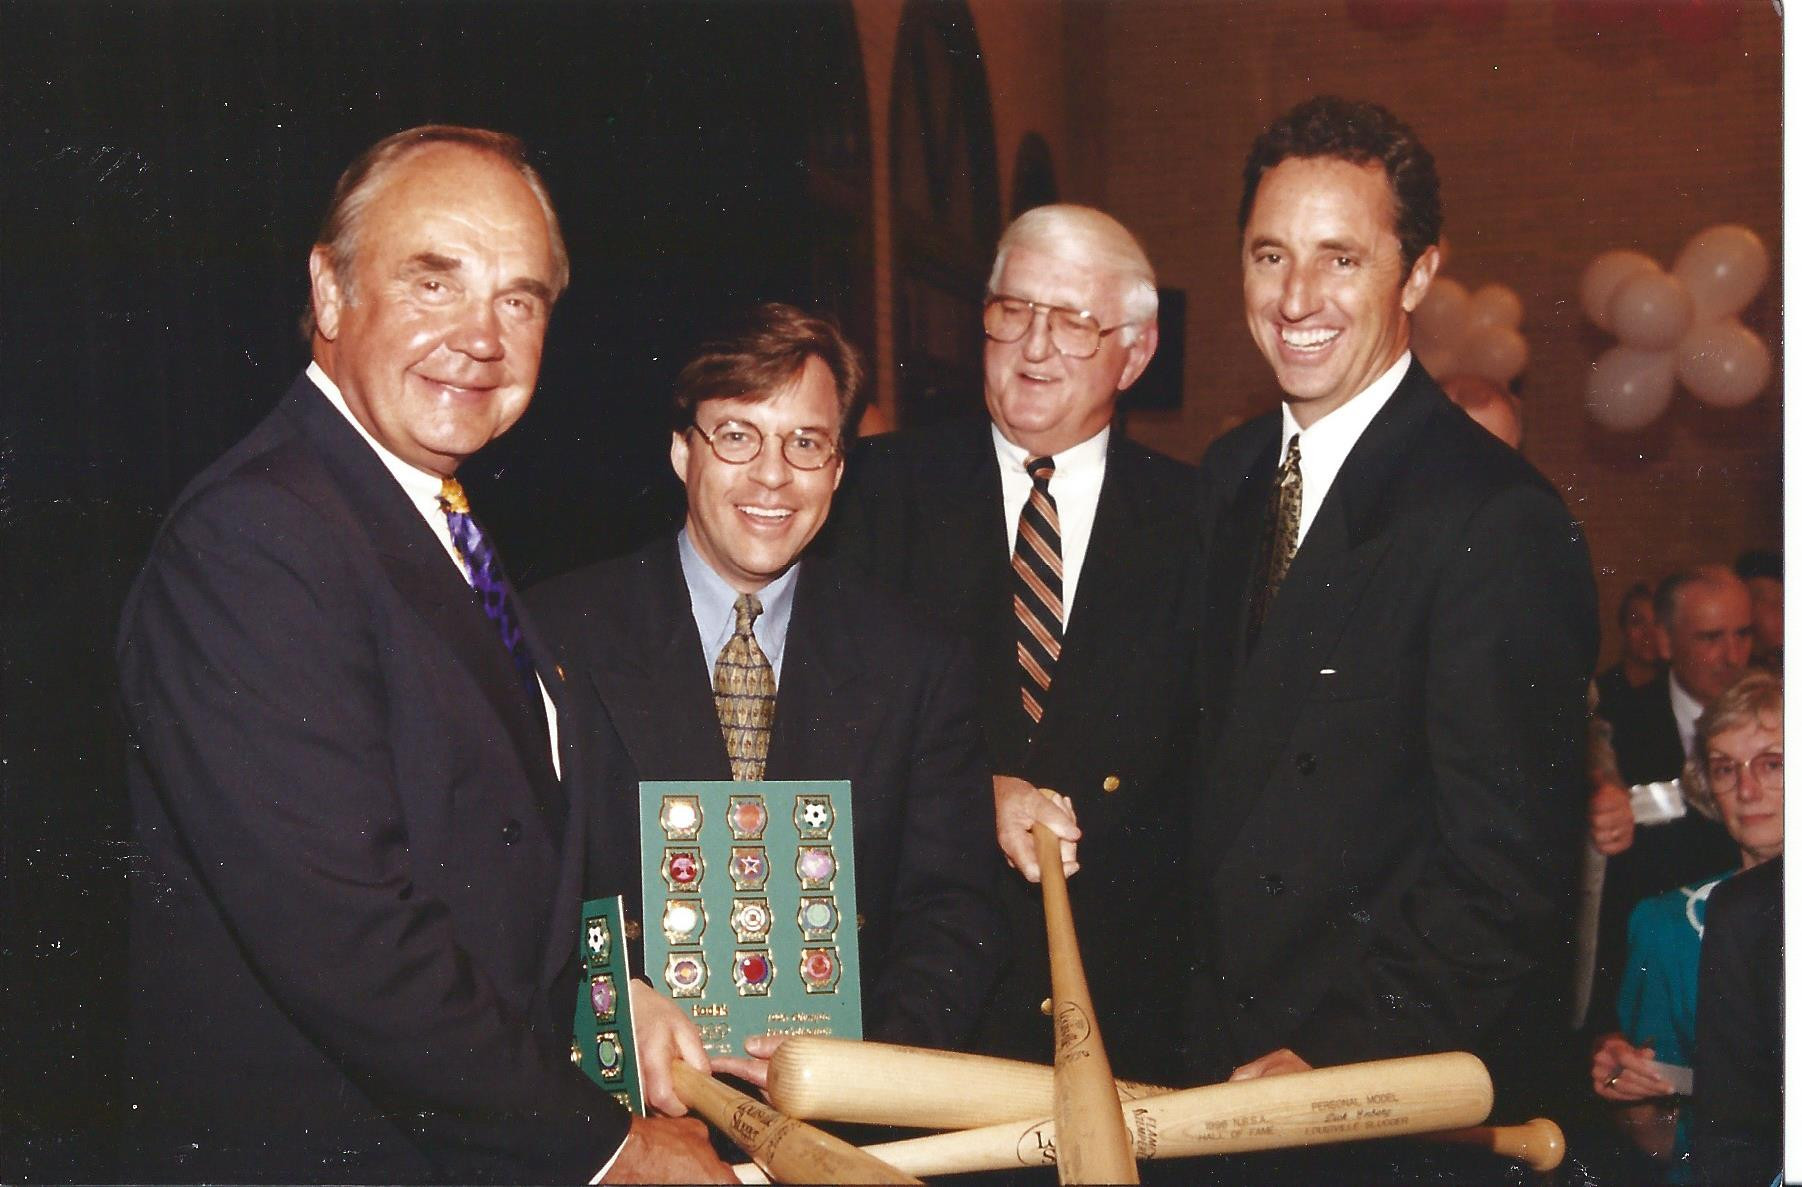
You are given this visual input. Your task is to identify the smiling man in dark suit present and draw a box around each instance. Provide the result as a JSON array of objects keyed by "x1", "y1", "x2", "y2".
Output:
[
  {"x1": 823, "y1": 205, "x2": 1200, "y2": 1084},
  {"x1": 1183, "y1": 97, "x2": 1597, "y2": 1130},
  {"x1": 117, "y1": 126, "x2": 729, "y2": 1183},
  {"x1": 531, "y1": 303, "x2": 1001, "y2": 1089}
]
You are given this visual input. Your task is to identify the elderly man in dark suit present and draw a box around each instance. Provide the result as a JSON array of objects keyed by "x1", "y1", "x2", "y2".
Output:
[
  {"x1": 117, "y1": 126, "x2": 729, "y2": 1183},
  {"x1": 822, "y1": 205, "x2": 1200, "y2": 1084},
  {"x1": 531, "y1": 304, "x2": 1001, "y2": 1090},
  {"x1": 1183, "y1": 97, "x2": 1597, "y2": 1139}
]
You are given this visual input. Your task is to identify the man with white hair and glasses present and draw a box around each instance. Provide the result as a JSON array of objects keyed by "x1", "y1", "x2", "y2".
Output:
[{"x1": 825, "y1": 204, "x2": 1201, "y2": 1084}]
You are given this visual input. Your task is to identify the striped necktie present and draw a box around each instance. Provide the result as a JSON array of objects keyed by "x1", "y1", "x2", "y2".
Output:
[
  {"x1": 714, "y1": 593, "x2": 776, "y2": 781},
  {"x1": 1013, "y1": 455, "x2": 1063, "y2": 727},
  {"x1": 1248, "y1": 434, "x2": 1302, "y2": 646},
  {"x1": 437, "y1": 477, "x2": 542, "y2": 705}
]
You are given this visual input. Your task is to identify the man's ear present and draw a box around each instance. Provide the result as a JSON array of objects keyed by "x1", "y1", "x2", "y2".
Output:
[
  {"x1": 669, "y1": 429, "x2": 691, "y2": 485},
  {"x1": 309, "y1": 246, "x2": 344, "y2": 341},
  {"x1": 1400, "y1": 243, "x2": 1442, "y2": 314},
  {"x1": 1116, "y1": 318, "x2": 1160, "y2": 392}
]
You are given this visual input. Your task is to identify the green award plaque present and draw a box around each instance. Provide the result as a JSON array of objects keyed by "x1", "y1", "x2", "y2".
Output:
[
  {"x1": 572, "y1": 895, "x2": 645, "y2": 1115},
  {"x1": 639, "y1": 780, "x2": 863, "y2": 1058}
]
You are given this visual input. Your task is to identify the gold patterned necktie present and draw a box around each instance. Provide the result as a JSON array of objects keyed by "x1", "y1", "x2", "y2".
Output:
[
  {"x1": 1249, "y1": 434, "x2": 1302, "y2": 645},
  {"x1": 714, "y1": 593, "x2": 776, "y2": 781}
]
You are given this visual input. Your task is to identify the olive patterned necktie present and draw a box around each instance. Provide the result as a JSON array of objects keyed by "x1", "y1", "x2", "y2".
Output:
[
  {"x1": 714, "y1": 593, "x2": 776, "y2": 781},
  {"x1": 1249, "y1": 434, "x2": 1302, "y2": 646}
]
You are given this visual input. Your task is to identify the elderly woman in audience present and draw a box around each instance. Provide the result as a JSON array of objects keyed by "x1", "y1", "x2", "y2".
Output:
[{"x1": 1590, "y1": 671, "x2": 1782, "y2": 1182}]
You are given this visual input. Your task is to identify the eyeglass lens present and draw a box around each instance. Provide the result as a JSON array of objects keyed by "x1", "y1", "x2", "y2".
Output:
[
  {"x1": 1707, "y1": 750, "x2": 1783, "y2": 789},
  {"x1": 983, "y1": 297, "x2": 1103, "y2": 357},
  {"x1": 702, "y1": 420, "x2": 836, "y2": 470}
]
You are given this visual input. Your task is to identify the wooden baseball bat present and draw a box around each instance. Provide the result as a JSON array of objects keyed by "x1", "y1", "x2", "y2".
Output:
[
  {"x1": 1035, "y1": 820, "x2": 1139, "y2": 1183},
  {"x1": 668, "y1": 1061, "x2": 921, "y2": 1185},
  {"x1": 768, "y1": 1035, "x2": 1164, "y2": 1127},
  {"x1": 766, "y1": 1038, "x2": 1563, "y2": 1172},
  {"x1": 740, "y1": 1051, "x2": 1492, "y2": 1179}
]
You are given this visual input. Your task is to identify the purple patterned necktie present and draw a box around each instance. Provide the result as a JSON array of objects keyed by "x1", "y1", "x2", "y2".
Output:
[{"x1": 438, "y1": 477, "x2": 541, "y2": 703}]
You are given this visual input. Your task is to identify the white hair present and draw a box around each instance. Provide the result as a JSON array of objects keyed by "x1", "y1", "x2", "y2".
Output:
[{"x1": 988, "y1": 204, "x2": 1159, "y2": 339}]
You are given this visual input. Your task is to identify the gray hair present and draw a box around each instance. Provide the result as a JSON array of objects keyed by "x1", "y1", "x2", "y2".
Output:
[
  {"x1": 1680, "y1": 670, "x2": 1782, "y2": 820},
  {"x1": 989, "y1": 204, "x2": 1158, "y2": 341},
  {"x1": 301, "y1": 125, "x2": 569, "y2": 338}
]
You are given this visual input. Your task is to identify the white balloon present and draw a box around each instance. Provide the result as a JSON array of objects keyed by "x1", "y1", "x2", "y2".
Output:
[
  {"x1": 1607, "y1": 269, "x2": 1694, "y2": 351},
  {"x1": 1585, "y1": 345, "x2": 1677, "y2": 432},
  {"x1": 1466, "y1": 284, "x2": 1524, "y2": 332},
  {"x1": 1674, "y1": 224, "x2": 1770, "y2": 323},
  {"x1": 1411, "y1": 277, "x2": 1471, "y2": 354},
  {"x1": 1676, "y1": 319, "x2": 1772, "y2": 408},
  {"x1": 1580, "y1": 250, "x2": 1661, "y2": 331},
  {"x1": 1459, "y1": 324, "x2": 1530, "y2": 385}
]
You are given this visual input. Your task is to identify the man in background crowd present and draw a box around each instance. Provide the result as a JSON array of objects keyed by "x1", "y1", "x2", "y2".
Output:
[{"x1": 1734, "y1": 548, "x2": 1782, "y2": 673}]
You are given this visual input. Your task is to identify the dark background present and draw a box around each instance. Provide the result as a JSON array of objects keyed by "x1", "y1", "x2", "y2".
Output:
[{"x1": 2, "y1": 3, "x2": 883, "y2": 1178}]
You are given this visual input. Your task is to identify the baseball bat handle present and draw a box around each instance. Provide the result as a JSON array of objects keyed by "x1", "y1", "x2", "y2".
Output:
[{"x1": 1426, "y1": 1117, "x2": 1565, "y2": 1172}]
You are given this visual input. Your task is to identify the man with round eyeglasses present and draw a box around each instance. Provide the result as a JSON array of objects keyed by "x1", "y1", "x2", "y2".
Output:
[
  {"x1": 532, "y1": 301, "x2": 1001, "y2": 1095},
  {"x1": 825, "y1": 205, "x2": 1201, "y2": 1085}
]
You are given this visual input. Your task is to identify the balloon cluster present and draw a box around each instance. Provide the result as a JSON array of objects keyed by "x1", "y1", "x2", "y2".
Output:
[
  {"x1": 1580, "y1": 225, "x2": 1772, "y2": 432},
  {"x1": 1411, "y1": 278, "x2": 1530, "y2": 389}
]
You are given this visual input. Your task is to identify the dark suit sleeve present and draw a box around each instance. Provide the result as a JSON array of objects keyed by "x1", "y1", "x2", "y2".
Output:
[
  {"x1": 1290, "y1": 481, "x2": 1596, "y2": 1066},
  {"x1": 1691, "y1": 861, "x2": 1782, "y2": 1186},
  {"x1": 864, "y1": 638, "x2": 1005, "y2": 1049},
  {"x1": 119, "y1": 479, "x2": 627, "y2": 1180}
]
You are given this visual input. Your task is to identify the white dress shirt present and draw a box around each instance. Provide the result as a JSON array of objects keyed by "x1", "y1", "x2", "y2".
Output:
[
  {"x1": 1278, "y1": 350, "x2": 1412, "y2": 548},
  {"x1": 992, "y1": 422, "x2": 1110, "y2": 626},
  {"x1": 308, "y1": 362, "x2": 561, "y2": 775},
  {"x1": 1669, "y1": 670, "x2": 1706, "y2": 764}
]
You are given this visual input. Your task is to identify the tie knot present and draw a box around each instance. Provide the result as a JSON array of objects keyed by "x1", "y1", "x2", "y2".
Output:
[
  {"x1": 1026, "y1": 456, "x2": 1056, "y2": 486},
  {"x1": 733, "y1": 592, "x2": 764, "y2": 634},
  {"x1": 437, "y1": 477, "x2": 471, "y2": 516}
]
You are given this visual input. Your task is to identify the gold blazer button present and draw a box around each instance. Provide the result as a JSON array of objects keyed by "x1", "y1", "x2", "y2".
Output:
[{"x1": 1102, "y1": 775, "x2": 1121, "y2": 793}]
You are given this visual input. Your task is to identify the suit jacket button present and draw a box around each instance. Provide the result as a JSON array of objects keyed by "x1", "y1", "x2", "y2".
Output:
[
  {"x1": 855, "y1": 913, "x2": 867, "y2": 930},
  {"x1": 1102, "y1": 775, "x2": 1121, "y2": 794},
  {"x1": 1294, "y1": 751, "x2": 1317, "y2": 775},
  {"x1": 501, "y1": 818, "x2": 522, "y2": 844},
  {"x1": 1261, "y1": 873, "x2": 1285, "y2": 896},
  {"x1": 625, "y1": 919, "x2": 643, "y2": 941}
]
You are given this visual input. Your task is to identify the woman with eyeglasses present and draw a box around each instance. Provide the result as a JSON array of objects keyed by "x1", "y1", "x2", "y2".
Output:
[{"x1": 1590, "y1": 671, "x2": 1782, "y2": 1182}]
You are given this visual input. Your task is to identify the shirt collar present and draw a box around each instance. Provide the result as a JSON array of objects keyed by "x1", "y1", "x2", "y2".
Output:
[
  {"x1": 1279, "y1": 349, "x2": 1412, "y2": 459},
  {"x1": 676, "y1": 527, "x2": 799, "y2": 647},
  {"x1": 308, "y1": 361, "x2": 446, "y2": 512},
  {"x1": 1669, "y1": 669, "x2": 1706, "y2": 758},
  {"x1": 990, "y1": 421, "x2": 1112, "y2": 475}
]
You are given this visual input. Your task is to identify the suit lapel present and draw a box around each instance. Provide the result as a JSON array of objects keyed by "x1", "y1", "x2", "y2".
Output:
[
  {"x1": 583, "y1": 540, "x2": 733, "y2": 780},
  {"x1": 766, "y1": 563, "x2": 867, "y2": 779},
  {"x1": 1197, "y1": 369, "x2": 1438, "y2": 872},
  {"x1": 281, "y1": 381, "x2": 562, "y2": 800}
]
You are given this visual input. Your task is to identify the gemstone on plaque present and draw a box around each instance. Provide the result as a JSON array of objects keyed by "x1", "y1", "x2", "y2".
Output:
[
  {"x1": 661, "y1": 847, "x2": 704, "y2": 892},
  {"x1": 665, "y1": 952, "x2": 707, "y2": 998},
  {"x1": 734, "y1": 951, "x2": 774, "y2": 996},
  {"x1": 797, "y1": 897, "x2": 838, "y2": 940},
  {"x1": 596, "y1": 1031, "x2": 623, "y2": 1080},
  {"x1": 796, "y1": 846, "x2": 836, "y2": 889},
  {"x1": 660, "y1": 796, "x2": 702, "y2": 840},
  {"x1": 794, "y1": 795, "x2": 835, "y2": 837},
  {"x1": 662, "y1": 898, "x2": 704, "y2": 945},
  {"x1": 730, "y1": 897, "x2": 772, "y2": 943},
  {"x1": 590, "y1": 974, "x2": 617, "y2": 1020},
  {"x1": 729, "y1": 847, "x2": 770, "y2": 892},
  {"x1": 728, "y1": 796, "x2": 769, "y2": 840},
  {"x1": 799, "y1": 946, "x2": 840, "y2": 993}
]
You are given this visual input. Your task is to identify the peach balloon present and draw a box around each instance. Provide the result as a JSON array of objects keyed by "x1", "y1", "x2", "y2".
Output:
[
  {"x1": 1673, "y1": 225, "x2": 1770, "y2": 324},
  {"x1": 1580, "y1": 250, "x2": 1661, "y2": 331},
  {"x1": 1677, "y1": 319, "x2": 1772, "y2": 408},
  {"x1": 1465, "y1": 284, "x2": 1524, "y2": 332},
  {"x1": 1607, "y1": 269, "x2": 1694, "y2": 351},
  {"x1": 1585, "y1": 345, "x2": 1677, "y2": 432}
]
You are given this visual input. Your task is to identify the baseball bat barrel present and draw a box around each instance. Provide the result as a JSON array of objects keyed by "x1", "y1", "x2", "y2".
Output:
[
  {"x1": 1035, "y1": 821, "x2": 1140, "y2": 1183},
  {"x1": 749, "y1": 1051, "x2": 1493, "y2": 1179},
  {"x1": 668, "y1": 1061, "x2": 921, "y2": 1184},
  {"x1": 767, "y1": 1036, "x2": 1165, "y2": 1128}
]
